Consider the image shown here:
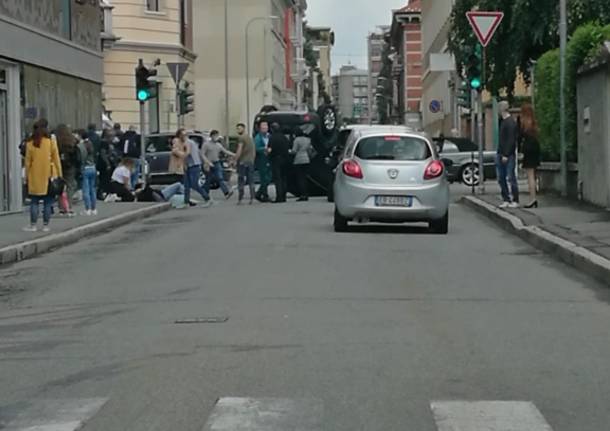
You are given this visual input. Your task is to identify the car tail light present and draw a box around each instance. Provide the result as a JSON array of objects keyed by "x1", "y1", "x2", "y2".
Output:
[
  {"x1": 303, "y1": 114, "x2": 311, "y2": 122},
  {"x1": 342, "y1": 159, "x2": 363, "y2": 179},
  {"x1": 424, "y1": 160, "x2": 444, "y2": 180},
  {"x1": 384, "y1": 136, "x2": 401, "y2": 141}
]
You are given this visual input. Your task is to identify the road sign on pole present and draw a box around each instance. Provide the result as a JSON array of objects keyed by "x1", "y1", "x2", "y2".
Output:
[
  {"x1": 466, "y1": 11, "x2": 504, "y2": 47},
  {"x1": 167, "y1": 62, "x2": 189, "y2": 85}
]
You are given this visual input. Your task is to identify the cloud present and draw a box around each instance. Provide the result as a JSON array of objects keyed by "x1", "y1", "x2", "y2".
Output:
[{"x1": 306, "y1": 0, "x2": 406, "y2": 73}]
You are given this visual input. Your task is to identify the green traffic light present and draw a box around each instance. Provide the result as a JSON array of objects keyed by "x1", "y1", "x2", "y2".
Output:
[
  {"x1": 137, "y1": 89, "x2": 150, "y2": 102},
  {"x1": 470, "y1": 78, "x2": 482, "y2": 89}
]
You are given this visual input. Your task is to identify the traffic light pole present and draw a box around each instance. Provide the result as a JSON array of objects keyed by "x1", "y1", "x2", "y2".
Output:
[
  {"x1": 477, "y1": 91, "x2": 485, "y2": 194},
  {"x1": 139, "y1": 101, "x2": 147, "y2": 188}
]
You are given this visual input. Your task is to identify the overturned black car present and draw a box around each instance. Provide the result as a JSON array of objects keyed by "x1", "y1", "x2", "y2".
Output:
[{"x1": 253, "y1": 104, "x2": 339, "y2": 197}]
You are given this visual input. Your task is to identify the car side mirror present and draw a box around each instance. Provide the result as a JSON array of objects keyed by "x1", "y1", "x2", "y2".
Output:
[{"x1": 441, "y1": 158, "x2": 453, "y2": 167}]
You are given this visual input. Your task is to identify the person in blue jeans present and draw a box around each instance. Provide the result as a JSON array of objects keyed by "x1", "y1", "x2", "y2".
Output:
[
  {"x1": 201, "y1": 130, "x2": 235, "y2": 199},
  {"x1": 78, "y1": 132, "x2": 98, "y2": 215},
  {"x1": 183, "y1": 134, "x2": 212, "y2": 208},
  {"x1": 496, "y1": 101, "x2": 520, "y2": 208}
]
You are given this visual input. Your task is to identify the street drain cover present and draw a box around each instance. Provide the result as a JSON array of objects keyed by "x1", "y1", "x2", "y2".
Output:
[{"x1": 174, "y1": 317, "x2": 229, "y2": 324}]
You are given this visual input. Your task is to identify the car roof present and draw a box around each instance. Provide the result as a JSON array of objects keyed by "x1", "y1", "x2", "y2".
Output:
[
  {"x1": 260, "y1": 111, "x2": 311, "y2": 116},
  {"x1": 357, "y1": 126, "x2": 423, "y2": 138}
]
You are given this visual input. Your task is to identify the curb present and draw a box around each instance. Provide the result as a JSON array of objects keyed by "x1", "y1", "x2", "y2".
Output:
[
  {"x1": 461, "y1": 195, "x2": 610, "y2": 286},
  {"x1": 0, "y1": 203, "x2": 171, "y2": 266}
]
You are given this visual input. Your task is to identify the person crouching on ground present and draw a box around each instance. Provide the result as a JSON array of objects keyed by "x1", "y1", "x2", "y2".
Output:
[{"x1": 109, "y1": 158, "x2": 136, "y2": 202}]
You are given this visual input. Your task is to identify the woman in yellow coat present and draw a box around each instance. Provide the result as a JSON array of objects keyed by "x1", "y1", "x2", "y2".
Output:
[{"x1": 23, "y1": 119, "x2": 63, "y2": 232}]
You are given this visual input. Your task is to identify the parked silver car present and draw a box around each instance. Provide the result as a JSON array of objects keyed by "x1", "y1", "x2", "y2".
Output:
[{"x1": 333, "y1": 127, "x2": 450, "y2": 233}]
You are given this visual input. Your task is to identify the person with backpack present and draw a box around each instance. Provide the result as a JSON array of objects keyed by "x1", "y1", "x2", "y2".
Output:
[
  {"x1": 56, "y1": 124, "x2": 79, "y2": 216},
  {"x1": 77, "y1": 131, "x2": 98, "y2": 215},
  {"x1": 121, "y1": 126, "x2": 141, "y2": 189}
]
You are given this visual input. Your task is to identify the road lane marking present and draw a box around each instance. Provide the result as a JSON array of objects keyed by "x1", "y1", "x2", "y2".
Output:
[
  {"x1": 431, "y1": 400, "x2": 553, "y2": 431},
  {"x1": 202, "y1": 397, "x2": 323, "y2": 431},
  {"x1": 1, "y1": 398, "x2": 108, "y2": 431}
]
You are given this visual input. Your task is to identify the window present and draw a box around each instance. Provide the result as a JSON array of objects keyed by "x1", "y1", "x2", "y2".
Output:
[
  {"x1": 355, "y1": 136, "x2": 431, "y2": 161},
  {"x1": 146, "y1": 0, "x2": 160, "y2": 12},
  {"x1": 59, "y1": 0, "x2": 72, "y2": 39}
]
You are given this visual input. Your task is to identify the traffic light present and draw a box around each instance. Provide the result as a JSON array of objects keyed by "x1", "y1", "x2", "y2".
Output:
[
  {"x1": 135, "y1": 60, "x2": 158, "y2": 102},
  {"x1": 457, "y1": 80, "x2": 471, "y2": 108},
  {"x1": 178, "y1": 83, "x2": 195, "y2": 115},
  {"x1": 466, "y1": 44, "x2": 482, "y2": 91}
]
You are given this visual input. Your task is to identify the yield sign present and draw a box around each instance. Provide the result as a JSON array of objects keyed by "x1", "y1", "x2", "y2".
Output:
[
  {"x1": 167, "y1": 62, "x2": 189, "y2": 85},
  {"x1": 466, "y1": 11, "x2": 504, "y2": 47}
]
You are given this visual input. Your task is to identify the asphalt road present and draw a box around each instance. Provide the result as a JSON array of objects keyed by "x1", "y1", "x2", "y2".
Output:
[{"x1": 1, "y1": 187, "x2": 609, "y2": 430}]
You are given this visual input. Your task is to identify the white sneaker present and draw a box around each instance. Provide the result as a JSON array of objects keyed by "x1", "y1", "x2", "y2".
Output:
[
  {"x1": 91, "y1": 209, "x2": 98, "y2": 216},
  {"x1": 499, "y1": 202, "x2": 510, "y2": 209},
  {"x1": 199, "y1": 201, "x2": 212, "y2": 208},
  {"x1": 42, "y1": 226, "x2": 51, "y2": 233},
  {"x1": 509, "y1": 202, "x2": 520, "y2": 208},
  {"x1": 80, "y1": 210, "x2": 91, "y2": 216},
  {"x1": 22, "y1": 225, "x2": 37, "y2": 232}
]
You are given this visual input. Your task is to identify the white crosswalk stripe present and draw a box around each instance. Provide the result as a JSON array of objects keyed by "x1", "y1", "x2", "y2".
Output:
[
  {"x1": 431, "y1": 400, "x2": 553, "y2": 431},
  {"x1": 1, "y1": 398, "x2": 108, "y2": 431},
  {"x1": 201, "y1": 397, "x2": 323, "y2": 431}
]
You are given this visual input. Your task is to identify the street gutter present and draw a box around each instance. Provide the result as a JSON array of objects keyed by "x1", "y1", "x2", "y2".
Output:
[
  {"x1": 0, "y1": 203, "x2": 170, "y2": 266},
  {"x1": 462, "y1": 195, "x2": 610, "y2": 286}
]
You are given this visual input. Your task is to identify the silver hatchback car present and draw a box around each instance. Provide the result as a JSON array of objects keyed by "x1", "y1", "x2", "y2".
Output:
[{"x1": 333, "y1": 127, "x2": 450, "y2": 233}]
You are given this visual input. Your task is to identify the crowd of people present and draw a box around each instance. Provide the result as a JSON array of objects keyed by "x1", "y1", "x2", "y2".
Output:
[{"x1": 21, "y1": 118, "x2": 313, "y2": 231}]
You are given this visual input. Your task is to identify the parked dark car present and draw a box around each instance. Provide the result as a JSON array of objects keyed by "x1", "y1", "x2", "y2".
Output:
[
  {"x1": 145, "y1": 131, "x2": 232, "y2": 187},
  {"x1": 253, "y1": 104, "x2": 339, "y2": 197},
  {"x1": 436, "y1": 138, "x2": 497, "y2": 187}
]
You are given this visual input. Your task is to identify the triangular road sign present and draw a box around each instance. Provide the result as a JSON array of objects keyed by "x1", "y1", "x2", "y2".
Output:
[
  {"x1": 466, "y1": 11, "x2": 504, "y2": 47},
  {"x1": 167, "y1": 62, "x2": 189, "y2": 85}
]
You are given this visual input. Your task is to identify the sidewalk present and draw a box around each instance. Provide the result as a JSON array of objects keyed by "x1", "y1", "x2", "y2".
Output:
[
  {"x1": 0, "y1": 202, "x2": 169, "y2": 265},
  {"x1": 462, "y1": 186, "x2": 610, "y2": 285}
]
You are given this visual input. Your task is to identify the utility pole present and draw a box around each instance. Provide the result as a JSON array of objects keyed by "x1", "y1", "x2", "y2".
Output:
[
  {"x1": 559, "y1": 0, "x2": 568, "y2": 197},
  {"x1": 224, "y1": 0, "x2": 230, "y2": 146}
]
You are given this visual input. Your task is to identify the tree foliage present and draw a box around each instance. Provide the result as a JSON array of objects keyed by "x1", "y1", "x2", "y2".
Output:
[{"x1": 448, "y1": 0, "x2": 610, "y2": 96}]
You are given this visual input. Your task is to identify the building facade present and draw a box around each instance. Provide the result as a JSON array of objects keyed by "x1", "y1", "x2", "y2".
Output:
[
  {"x1": 390, "y1": 1, "x2": 423, "y2": 128},
  {"x1": 421, "y1": 0, "x2": 456, "y2": 137},
  {"x1": 193, "y1": 0, "x2": 307, "y2": 136},
  {"x1": 336, "y1": 65, "x2": 369, "y2": 124},
  {"x1": 0, "y1": 0, "x2": 104, "y2": 212},
  {"x1": 103, "y1": 0, "x2": 197, "y2": 134},
  {"x1": 367, "y1": 26, "x2": 390, "y2": 124},
  {"x1": 307, "y1": 26, "x2": 334, "y2": 102}
]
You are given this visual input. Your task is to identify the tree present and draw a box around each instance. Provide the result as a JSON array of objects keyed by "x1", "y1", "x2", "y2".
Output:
[{"x1": 448, "y1": 0, "x2": 610, "y2": 96}]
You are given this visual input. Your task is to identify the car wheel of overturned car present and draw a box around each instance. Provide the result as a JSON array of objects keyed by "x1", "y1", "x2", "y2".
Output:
[
  {"x1": 461, "y1": 163, "x2": 480, "y2": 187},
  {"x1": 318, "y1": 104, "x2": 337, "y2": 137},
  {"x1": 334, "y1": 207, "x2": 348, "y2": 232}
]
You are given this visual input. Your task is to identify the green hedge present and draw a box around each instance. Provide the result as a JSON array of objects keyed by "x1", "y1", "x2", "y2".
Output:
[{"x1": 534, "y1": 23, "x2": 610, "y2": 161}]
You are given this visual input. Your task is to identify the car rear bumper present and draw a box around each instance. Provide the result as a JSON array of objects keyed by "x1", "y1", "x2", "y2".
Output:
[{"x1": 334, "y1": 178, "x2": 450, "y2": 222}]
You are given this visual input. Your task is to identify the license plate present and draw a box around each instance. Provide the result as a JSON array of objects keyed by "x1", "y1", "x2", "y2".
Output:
[{"x1": 375, "y1": 196, "x2": 412, "y2": 207}]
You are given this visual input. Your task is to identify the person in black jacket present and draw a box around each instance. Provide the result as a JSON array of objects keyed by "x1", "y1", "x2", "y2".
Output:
[
  {"x1": 520, "y1": 103, "x2": 541, "y2": 208},
  {"x1": 120, "y1": 126, "x2": 142, "y2": 189},
  {"x1": 496, "y1": 101, "x2": 520, "y2": 208},
  {"x1": 267, "y1": 123, "x2": 291, "y2": 203}
]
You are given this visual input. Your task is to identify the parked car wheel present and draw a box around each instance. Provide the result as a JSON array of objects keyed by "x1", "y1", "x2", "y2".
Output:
[
  {"x1": 461, "y1": 163, "x2": 480, "y2": 187},
  {"x1": 429, "y1": 211, "x2": 449, "y2": 234},
  {"x1": 318, "y1": 104, "x2": 337, "y2": 137},
  {"x1": 334, "y1": 207, "x2": 348, "y2": 232}
]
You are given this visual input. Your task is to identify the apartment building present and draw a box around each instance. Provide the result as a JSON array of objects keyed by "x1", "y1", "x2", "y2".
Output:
[
  {"x1": 367, "y1": 26, "x2": 390, "y2": 124},
  {"x1": 193, "y1": 0, "x2": 307, "y2": 135},
  {"x1": 336, "y1": 65, "x2": 369, "y2": 123},
  {"x1": 103, "y1": 0, "x2": 197, "y2": 133},
  {"x1": 389, "y1": 0, "x2": 423, "y2": 128},
  {"x1": 0, "y1": 0, "x2": 103, "y2": 212}
]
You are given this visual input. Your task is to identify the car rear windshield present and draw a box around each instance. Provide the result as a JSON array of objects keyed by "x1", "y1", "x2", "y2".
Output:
[{"x1": 354, "y1": 136, "x2": 431, "y2": 161}]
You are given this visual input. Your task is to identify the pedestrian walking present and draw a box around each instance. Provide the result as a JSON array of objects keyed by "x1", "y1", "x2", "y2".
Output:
[
  {"x1": 234, "y1": 123, "x2": 256, "y2": 205},
  {"x1": 56, "y1": 124, "x2": 79, "y2": 216},
  {"x1": 292, "y1": 128, "x2": 312, "y2": 201},
  {"x1": 169, "y1": 128, "x2": 188, "y2": 183},
  {"x1": 183, "y1": 131, "x2": 212, "y2": 207},
  {"x1": 519, "y1": 103, "x2": 541, "y2": 209},
  {"x1": 202, "y1": 130, "x2": 235, "y2": 199},
  {"x1": 268, "y1": 123, "x2": 290, "y2": 203},
  {"x1": 77, "y1": 131, "x2": 98, "y2": 215},
  {"x1": 23, "y1": 119, "x2": 63, "y2": 232},
  {"x1": 254, "y1": 121, "x2": 272, "y2": 202},
  {"x1": 98, "y1": 128, "x2": 116, "y2": 199},
  {"x1": 120, "y1": 126, "x2": 141, "y2": 189},
  {"x1": 496, "y1": 101, "x2": 520, "y2": 208},
  {"x1": 109, "y1": 158, "x2": 136, "y2": 202}
]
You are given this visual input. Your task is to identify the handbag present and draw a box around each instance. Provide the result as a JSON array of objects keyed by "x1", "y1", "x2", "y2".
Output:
[{"x1": 47, "y1": 177, "x2": 65, "y2": 198}]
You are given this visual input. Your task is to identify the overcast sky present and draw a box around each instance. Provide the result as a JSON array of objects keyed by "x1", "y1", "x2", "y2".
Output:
[{"x1": 306, "y1": 0, "x2": 407, "y2": 74}]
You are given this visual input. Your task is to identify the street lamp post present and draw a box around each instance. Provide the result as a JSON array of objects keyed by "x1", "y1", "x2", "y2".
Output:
[
  {"x1": 559, "y1": 0, "x2": 568, "y2": 197},
  {"x1": 245, "y1": 16, "x2": 279, "y2": 132},
  {"x1": 224, "y1": 0, "x2": 230, "y2": 147}
]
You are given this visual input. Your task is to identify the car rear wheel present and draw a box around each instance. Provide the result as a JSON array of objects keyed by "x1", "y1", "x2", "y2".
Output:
[
  {"x1": 429, "y1": 211, "x2": 449, "y2": 234},
  {"x1": 461, "y1": 163, "x2": 480, "y2": 187},
  {"x1": 334, "y1": 207, "x2": 348, "y2": 232}
]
